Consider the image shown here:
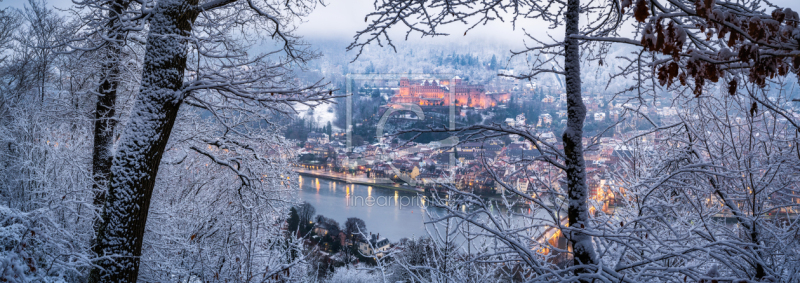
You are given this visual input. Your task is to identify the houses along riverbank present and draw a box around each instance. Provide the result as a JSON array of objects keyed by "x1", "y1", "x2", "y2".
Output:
[{"x1": 295, "y1": 168, "x2": 424, "y2": 193}]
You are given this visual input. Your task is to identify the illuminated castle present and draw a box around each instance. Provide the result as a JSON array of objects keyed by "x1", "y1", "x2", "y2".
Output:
[{"x1": 391, "y1": 77, "x2": 509, "y2": 108}]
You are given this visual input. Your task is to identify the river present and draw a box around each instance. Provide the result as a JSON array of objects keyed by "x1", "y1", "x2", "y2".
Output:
[
  {"x1": 298, "y1": 175, "x2": 558, "y2": 247},
  {"x1": 298, "y1": 175, "x2": 440, "y2": 242}
]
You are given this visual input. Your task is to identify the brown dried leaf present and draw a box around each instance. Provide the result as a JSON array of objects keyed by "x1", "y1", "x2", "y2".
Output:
[
  {"x1": 694, "y1": 77, "x2": 704, "y2": 97},
  {"x1": 793, "y1": 56, "x2": 800, "y2": 70},
  {"x1": 668, "y1": 62, "x2": 679, "y2": 78},
  {"x1": 727, "y1": 31, "x2": 738, "y2": 47},
  {"x1": 707, "y1": 64, "x2": 719, "y2": 83},
  {"x1": 728, "y1": 79, "x2": 737, "y2": 95},
  {"x1": 657, "y1": 65, "x2": 669, "y2": 86},
  {"x1": 656, "y1": 28, "x2": 665, "y2": 51},
  {"x1": 634, "y1": 0, "x2": 650, "y2": 22},
  {"x1": 748, "y1": 16, "x2": 762, "y2": 39},
  {"x1": 773, "y1": 8, "x2": 786, "y2": 23}
]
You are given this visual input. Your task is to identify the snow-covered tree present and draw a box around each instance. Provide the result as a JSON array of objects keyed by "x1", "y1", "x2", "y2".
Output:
[
  {"x1": 350, "y1": 0, "x2": 800, "y2": 281},
  {"x1": 137, "y1": 120, "x2": 310, "y2": 281},
  {"x1": 603, "y1": 83, "x2": 800, "y2": 281},
  {"x1": 0, "y1": 2, "x2": 102, "y2": 281},
  {"x1": 388, "y1": 192, "x2": 509, "y2": 283},
  {"x1": 325, "y1": 265, "x2": 381, "y2": 283},
  {"x1": 348, "y1": 0, "x2": 631, "y2": 277},
  {"x1": 68, "y1": 0, "x2": 148, "y2": 211},
  {"x1": 79, "y1": 0, "x2": 333, "y2": 280}
]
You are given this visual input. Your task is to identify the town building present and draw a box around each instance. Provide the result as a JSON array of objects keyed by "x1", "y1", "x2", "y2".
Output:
[
  {"x1": 594, "y1": 112, "x2": 606, "y2": 121},
  {"x1": 307, "y1": 132, "x2": 330, "y2": 144},
  {"x1": 538, "y1": 113, "x2": 553, "y2": 127},
  {"x1": 359, "y1": 234, "x2": 392, "y2": 257}
]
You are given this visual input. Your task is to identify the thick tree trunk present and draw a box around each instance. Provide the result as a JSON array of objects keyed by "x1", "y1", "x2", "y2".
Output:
[
  {"x1": 91, "y1": 75, "x2": 118, "y2": 208},
  {"x1": 89, "y1": 0, "x2": 197, "y2": 281},
  {"x1": 89, "y1": 55, "x2": 119, "y2": 280},
  {"x1": 90, "y1": 1, "x2": 130, "y2": 274},
  {"x1": 562, "y1": 0, "x2": 596, "y2": 277},
  {"x1": 91, "y1": 0, "x2": 130, "y2": 209}
]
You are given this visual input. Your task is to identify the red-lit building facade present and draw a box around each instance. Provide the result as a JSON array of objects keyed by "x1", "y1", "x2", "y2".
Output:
[{"x1": 391, "y1": 77, "x2": 510, "y2": 108}]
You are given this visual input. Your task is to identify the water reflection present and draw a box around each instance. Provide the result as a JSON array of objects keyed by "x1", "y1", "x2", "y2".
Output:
[
  {"x1": 297, "y1": 176, "x2": 548, "y2": 245},
  {"x1": 298, "y1": 176, "x2": 436, "y2": 241}
]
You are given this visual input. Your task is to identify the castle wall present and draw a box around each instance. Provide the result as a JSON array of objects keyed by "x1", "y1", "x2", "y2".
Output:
[{"x1": 391, "y1": 78, "x2": 508, "y2": 108}]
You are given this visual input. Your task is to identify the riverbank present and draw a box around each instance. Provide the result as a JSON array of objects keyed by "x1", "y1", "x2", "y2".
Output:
[
  {"x1": 294, "y1": 168, "x2": 543, "y2": 204},
  {"x1": 294, "y1": 168, "x2": 424, "y2": 193}
]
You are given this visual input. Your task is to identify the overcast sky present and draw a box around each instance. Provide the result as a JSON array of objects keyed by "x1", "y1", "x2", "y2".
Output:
[
  {"x1": 295, "y1": 0, "x2": 545, "y2": 47},
  {"x1": 2, "y1": 0, "x2": 798, "y2": 47},
  {"x1": 296, "y1": 0, "x2": 799, "y2": 46}
]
